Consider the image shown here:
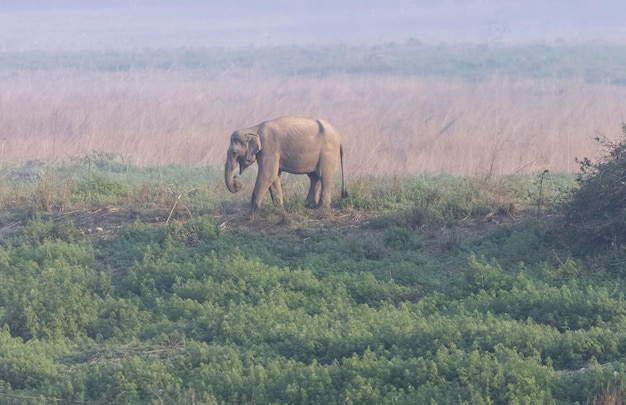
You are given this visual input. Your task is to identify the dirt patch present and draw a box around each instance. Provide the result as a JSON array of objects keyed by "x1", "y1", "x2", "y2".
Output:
[{"x1": 217, "y1": 206, "x2": 369, "y2": 234}]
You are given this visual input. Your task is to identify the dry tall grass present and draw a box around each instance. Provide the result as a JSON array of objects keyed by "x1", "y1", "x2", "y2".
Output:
[{"x1": 1, "y1": 68, "x2": 625, "y2": 176}]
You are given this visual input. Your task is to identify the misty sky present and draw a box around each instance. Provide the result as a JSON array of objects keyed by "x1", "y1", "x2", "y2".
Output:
[{"x1": 0, "y1": 1, "x2": 625, "y2": 51}]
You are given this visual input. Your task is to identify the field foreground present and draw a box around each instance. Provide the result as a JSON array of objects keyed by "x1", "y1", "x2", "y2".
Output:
[{"x1": 0, "y1": 157, "x2": 625, "y2": 404}]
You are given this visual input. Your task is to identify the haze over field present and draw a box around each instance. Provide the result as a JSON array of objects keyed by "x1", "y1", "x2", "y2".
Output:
[{"x1": 1, "y1": 0, "x2": 625, "y2": 51}]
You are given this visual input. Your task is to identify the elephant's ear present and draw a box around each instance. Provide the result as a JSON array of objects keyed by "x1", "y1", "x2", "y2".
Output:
[{"x1": 246, "y1": 133, "x2": 262, "y2": 160}]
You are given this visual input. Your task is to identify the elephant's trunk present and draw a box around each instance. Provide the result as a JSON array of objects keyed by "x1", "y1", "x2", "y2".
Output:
[{"x1": 224, "y1": 159, "x2": 242, "y2": 193}]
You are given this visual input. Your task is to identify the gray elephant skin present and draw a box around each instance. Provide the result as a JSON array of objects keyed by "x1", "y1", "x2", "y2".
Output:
[{"x1": 224, "y1": 115, "x2": 347, "y2": 216}]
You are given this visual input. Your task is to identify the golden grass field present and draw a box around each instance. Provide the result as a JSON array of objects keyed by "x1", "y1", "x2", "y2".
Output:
[{"x1": 1, "y1": 68, "x2": 625, "y2": 176}]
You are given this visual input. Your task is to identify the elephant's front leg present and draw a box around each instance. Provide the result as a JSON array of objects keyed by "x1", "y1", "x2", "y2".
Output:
[
  {"x1": 251, "y1": 158, "x2": 280, "y2": 216},
  {"x1": 305, "y1": 173, "x2": 321, "y2": 208},
  {"x1": 251, "y1": 181, "x2": 271, "y2": 216}
]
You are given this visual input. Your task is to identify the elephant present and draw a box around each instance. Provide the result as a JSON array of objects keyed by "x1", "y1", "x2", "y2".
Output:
[{"x1": 224, "y1": 115, "x2": 347, "y2": 217}]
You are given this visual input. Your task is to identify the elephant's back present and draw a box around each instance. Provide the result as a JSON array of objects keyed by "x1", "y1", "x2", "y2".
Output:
[{"x1": 263, "y1": 116, "x2": 341, "y2": 141}]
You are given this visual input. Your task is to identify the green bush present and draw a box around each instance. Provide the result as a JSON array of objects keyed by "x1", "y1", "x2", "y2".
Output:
[
  {"x1": 71, "y1": 173, "x2": 128, "y2": 206},
  {"x1": 0, "y1": 326, "x2": 59, "y2": 390},
  {"x1": 565, "y1": 125, "x2": 626, "y2": 253},
  {"x1": 0, "y1": 239, "x2": 108, "y2": 340},
  {"x1": 168, "y1": 215, "x2": 220, "y2": 246}
]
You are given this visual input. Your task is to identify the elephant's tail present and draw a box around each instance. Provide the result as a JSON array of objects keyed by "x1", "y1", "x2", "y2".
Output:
[{"x1": 340, "y1": 144, "x2": 348, "y2": 199}]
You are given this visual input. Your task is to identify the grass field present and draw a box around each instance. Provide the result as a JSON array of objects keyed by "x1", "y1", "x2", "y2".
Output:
[
  {"x1": 1, "y1": 43, "x2": 626, "y2": 175},
  {"x1": 1, "y1": 43, "x2": 626, "y2": 403}
]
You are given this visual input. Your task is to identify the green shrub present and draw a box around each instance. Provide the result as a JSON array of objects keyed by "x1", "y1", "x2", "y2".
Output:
[
  {"x1": 0, "y1": 326, "x2": 60, "y2": 390},
  {"x1": 565, "y1": 125, "x2": 626, "y2": 253},
  {"x1": 71, "y1": 173, "x2": 128, "y2": 205},
  {"x1": 168, "y1": 215, "x2": 220, "y2": 246},
  {"x1": 0, "y1": 239, "x2": 108, "y2": 340},
  {"x1": 383, "y1": 225, "x2": 422, "y2": 250},
  {"x1": 20, "y1": 215, "x2": 55, "y2": 244}
]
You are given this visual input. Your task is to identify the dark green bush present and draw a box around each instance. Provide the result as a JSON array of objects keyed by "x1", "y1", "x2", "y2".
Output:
[
  {"x1": 565, "y1": 125, "x2": 626, "y2": 253},
  {"x1": 0, "y1": 239, "x2": 108, "y2": 340},
  {"x1": 168, "y1": 215, "x2": 220, "y2": 246}
]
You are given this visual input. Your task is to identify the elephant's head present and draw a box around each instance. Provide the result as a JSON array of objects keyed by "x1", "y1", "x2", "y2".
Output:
[{"x1": 224, "y1": 131, "x2": 262, "y2": 193}]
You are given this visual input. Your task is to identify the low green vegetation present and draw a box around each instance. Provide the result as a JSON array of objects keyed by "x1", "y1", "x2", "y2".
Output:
[{"x1": 0, "y1": 146, "x2": 625, "y2": 404}]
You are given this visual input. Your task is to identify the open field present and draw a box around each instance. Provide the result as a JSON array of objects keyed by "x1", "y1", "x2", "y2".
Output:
[
  {"x1": 1, "y1": 44, "x2": 626, "y2": 176},
  {"x1": 1, "y1": 43, "x2": 626, "y2": 403}
]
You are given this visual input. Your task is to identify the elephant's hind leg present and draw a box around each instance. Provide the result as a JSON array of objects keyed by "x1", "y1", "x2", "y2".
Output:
[
  {"x1": 269, "y1": 177, "x2": 284, "y2": 205},
  {"x1": 306, "y1": 173, "x2": 321, "y2": 208},
  {"x1": 317, "y1": 190, "x2": 331, "y2": 209},
  {"x1": 317, "y1": 170, "x2": 334, "y2": 209}
]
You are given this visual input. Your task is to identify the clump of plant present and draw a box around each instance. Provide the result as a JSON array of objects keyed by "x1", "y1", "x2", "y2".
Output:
[{"x1": 565, "y1": 125, "x2": 626, "y2": 252}]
